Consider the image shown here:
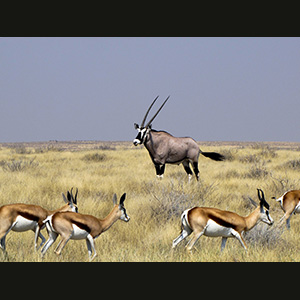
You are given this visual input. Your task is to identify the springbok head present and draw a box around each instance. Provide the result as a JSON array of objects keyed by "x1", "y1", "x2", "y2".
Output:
[
  {"x1": 62, "y1": 187, "x2": 78, "y2": 213},
  {"x1": 133, "y1": 95, "x2": 170, "y2": 146},
  {"x1": 112, "y1": 193, "x2": 130, "y2": 222},
  {"x1": 257, "y1": 189, "x2": 274, "y2": 225}
]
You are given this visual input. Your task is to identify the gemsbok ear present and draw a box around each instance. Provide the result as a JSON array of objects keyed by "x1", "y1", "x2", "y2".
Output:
[
  {"x1": 112, "y1": 193, "x2": 117, "y2": 205},
  {"x1": 134, "y1": 123, "x2": 139, "y2": 129},
  {"x1": 120, "y1": 193, "x2": 126, "y2": 205}
]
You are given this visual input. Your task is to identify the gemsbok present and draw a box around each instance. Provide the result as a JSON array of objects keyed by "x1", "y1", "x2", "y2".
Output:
[
  {"x1": 0, "y1": 188, "x2": 78, "y2": 253},
  {"x1": 41, "y1": 193, "x2": 130, "y2": 261},
  {"x1": 133, "y1": 96, "x2": 225, "y2": 181},
  {"x1": 172, "y1": 189, "x2": 273, "y2": 252},
  {"x1": 272, "y1": 190, "x2": 300, "y2": 229}
]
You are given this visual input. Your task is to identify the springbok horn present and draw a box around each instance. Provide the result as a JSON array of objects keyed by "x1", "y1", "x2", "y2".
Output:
[
  {"x1": 257, "y1": 188, "x2": 262, "y2": 200},
  {"x1": 257, "y1": 188, "x2": 269, "y2": 209},
  {"x1": 74, "y1": 188, "x2": 78, "y2": 205},
  {"x1": 140, "y1": 96, "x2": 159, "y2": 127},
  {"x1": 145, "y1": 96, "x2": 170, "y2": 128},
  {"x1": 260, "y1": 189, "x2": 269, "y2": 209}
]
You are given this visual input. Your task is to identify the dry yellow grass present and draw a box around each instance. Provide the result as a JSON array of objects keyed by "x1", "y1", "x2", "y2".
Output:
[{"x1": 0, "y1": 140, "x2": 300, "y2": 262}]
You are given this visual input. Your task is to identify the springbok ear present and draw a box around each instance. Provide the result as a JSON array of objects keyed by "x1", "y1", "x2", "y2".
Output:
[
  {"x1": 112, "y1": 193, "x2": 118, "y2": 205},
  {"x1": 62, "y1": 193, "x2": 68, "y2": 204},
  {"x1": 248, "y1": 197, "x2": 258, "y2": 208},
  {"x1": 120, "y1": 193, "x2": 126, "y2": 205},
  {"x1": 134, "y1": 123, "x2": 139, "y2": 129}
]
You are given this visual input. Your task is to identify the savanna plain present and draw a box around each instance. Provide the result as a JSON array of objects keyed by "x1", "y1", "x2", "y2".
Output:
[{"x1": 1, "y1": 140, "x2": 300, "y2": 262}]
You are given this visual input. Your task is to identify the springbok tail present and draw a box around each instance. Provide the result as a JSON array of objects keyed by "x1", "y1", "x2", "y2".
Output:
[
  {"x1": 43, "y1": 215, "x2": 54, "y2": 231},
  {"x1": 43, "y1": 215, "x2": 57, "y2": 238},
  {"x1": 43, "y1": 215, "x2": 52, "y2": 224},
  {"x1": 201, "y1": 151, "x2": 225, "y2": 161}
]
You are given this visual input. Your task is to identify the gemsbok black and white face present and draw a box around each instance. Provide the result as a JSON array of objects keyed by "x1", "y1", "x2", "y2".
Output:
[
  {"x1": 133, "y1": 95, "x2": 168, "y2": 146},
  {"x1": 133, "y1": 124, "x2": 151, "y2": 146}
]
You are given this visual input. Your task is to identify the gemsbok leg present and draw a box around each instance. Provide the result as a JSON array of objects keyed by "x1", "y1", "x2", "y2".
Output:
[{"x1": 182, "y1": 161, "x2": 193, "y2": 181}]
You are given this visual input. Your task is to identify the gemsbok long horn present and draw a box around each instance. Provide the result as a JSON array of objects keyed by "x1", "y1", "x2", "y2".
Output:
[
  {"x1": 144, "y1": 96, "x2": 170, "y2": 128},
  {"x1": 140, "y1": 95, "x2": 159, "y2": 128}
]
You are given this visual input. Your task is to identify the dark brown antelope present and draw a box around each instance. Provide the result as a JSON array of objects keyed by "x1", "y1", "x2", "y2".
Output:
[{"x1": 133, "y1": 96, "x2": 225, "y2": 181}]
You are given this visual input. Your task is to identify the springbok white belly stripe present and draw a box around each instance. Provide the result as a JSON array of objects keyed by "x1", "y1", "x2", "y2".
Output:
[
  {"x1": 204, "y1": 219, "x2": 234, "y2": 238},
  {"x1": 12, "y1": 215, "x2": 37, "y2": 232},
  {"x1": 71, "y1": 224, "x2": 89, "y2": 240}
]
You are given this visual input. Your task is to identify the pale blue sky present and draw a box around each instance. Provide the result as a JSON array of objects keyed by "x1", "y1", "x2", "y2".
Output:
[{"x1": 1, "y1": 37, "x2": 299, "y2": 142}]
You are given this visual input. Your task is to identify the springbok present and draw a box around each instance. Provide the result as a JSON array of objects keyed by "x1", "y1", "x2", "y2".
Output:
[
  {"x1": 133, "y1": 96, "x2": 225, "y2": 181},
  {"x1": 41, "y1": 193, "x2": 130, "y2": 261},
  {"x1": 272, "y1": 190, "x2": 300, "y2": 229},
  {"x1": 172, "y1": 189, "x2": 273, "y2": 252},
  {"x1": 0, "y1": 188, "x2": 78, "y2": 253}
]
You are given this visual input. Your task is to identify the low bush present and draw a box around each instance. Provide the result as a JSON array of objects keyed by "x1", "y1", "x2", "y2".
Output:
[
  {"x1": 82, "y1": 153, "x2": 107, "y2": 162},
  {"x1": 281, "y1": 159, "x2": 300, "y2": 171},
  {"x1": 244, "y1": 161, "x2": 269, "y2": 179},
  {"x1": 1, "y1": 158, "x2": 39, "y2": 172},
  {"x1": 244, "y1": 223, "x2": 284, "y2": 248}
]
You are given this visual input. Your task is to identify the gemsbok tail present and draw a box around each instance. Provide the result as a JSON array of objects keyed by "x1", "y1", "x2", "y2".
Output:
[{"x1": 201, "y1": 151, "x2": 225, "y2": 161}]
